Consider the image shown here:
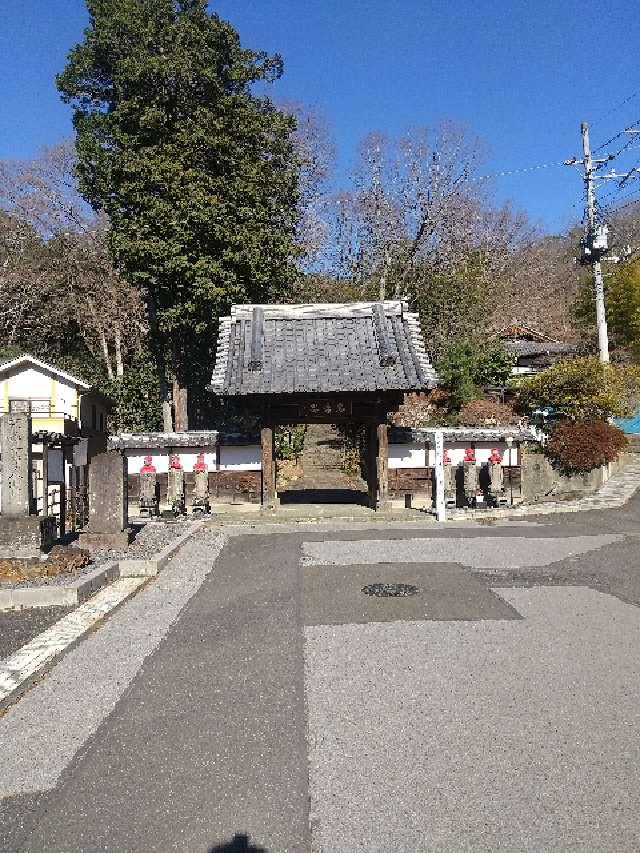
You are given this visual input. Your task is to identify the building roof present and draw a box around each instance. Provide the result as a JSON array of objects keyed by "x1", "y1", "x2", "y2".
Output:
[
  {"x1": 210, "y1": 301, "x2": 438, "y2": 397},
  {"x1": 391, "y1": 426, "x2": 539, "y2": 443},
  {"x1": 503, "y1": 340, "x2": 575, "y2": 359},
  {"x1": 109, "y1": 431, "x2": 259, "y2": 449},
  {"x1": 497, "y1": 324, "x2": 559, "y2": 343},
  {"x1": 0, "y1": 354, "x2": 92, "y2": 390}
]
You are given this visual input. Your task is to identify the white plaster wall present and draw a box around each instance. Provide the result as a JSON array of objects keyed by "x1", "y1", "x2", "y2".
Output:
[
  {"x1": 124, "y1": 445, "x2": 261, "y2": 474},
  {"x1": 390, "y1": 441, "x2": 517, "y2": 468},
  {"x1": 6, "y1": 368, "x2": 77, "y2": 417},
  {"x1": 388, "y1": 442, "x2": 427, "y2": 469},
  {"x1": 434, "y1": 441, "x2": 517, "y2": 467},
  {"x1": 8, "y1": 368, "x2": 51, "y2": 401},
  {"x1": 54, "y1": 377, "x2": 78, "y2": 418},
  {"x1": 219, "y1": 445, "x2": 261, "y2": 471},
  {"x1": 125, "y1": 447, "x2": 214, "y2": 474}
]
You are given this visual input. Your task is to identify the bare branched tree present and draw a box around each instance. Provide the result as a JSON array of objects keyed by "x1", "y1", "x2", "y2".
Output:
[{"x1": 0, "y1": 140, "x2": 146, "y2": 378}]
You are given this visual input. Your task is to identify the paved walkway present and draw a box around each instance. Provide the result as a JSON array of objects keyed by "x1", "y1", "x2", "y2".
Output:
[{"x1": 3, "y1": 501, "x2": 640, "y2": 850}]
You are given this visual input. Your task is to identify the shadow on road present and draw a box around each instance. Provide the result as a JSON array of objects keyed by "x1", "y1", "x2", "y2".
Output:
[{"x1": 209, "y1": 833, "x2": 266, "y2": 852}]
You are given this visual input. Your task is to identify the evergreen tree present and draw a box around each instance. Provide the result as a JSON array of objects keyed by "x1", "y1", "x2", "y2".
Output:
[{"x1": 57, "y1": 0, "x2": 299, "y2": 428}]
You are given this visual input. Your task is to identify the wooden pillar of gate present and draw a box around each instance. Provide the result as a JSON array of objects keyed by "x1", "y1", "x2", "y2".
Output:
[
  {"x1": 261, "y1": 423, "x2": 277, "y2": 509},
  {"x1": 377, "y1": 421, "x2": 390, "y2": 510},
  {"x1": 367, "y1": 423, "x2": 378, "y2": 509}
]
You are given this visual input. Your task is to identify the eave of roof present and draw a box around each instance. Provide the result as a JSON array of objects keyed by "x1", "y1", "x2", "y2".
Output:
[{"x1": 0, "y1": 354, "x2": 92, "y2": 390}]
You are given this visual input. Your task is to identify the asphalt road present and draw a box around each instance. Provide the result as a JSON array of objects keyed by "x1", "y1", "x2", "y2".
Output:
[{"x1": 3, "y1": 496, "x2": 640, "y2": 851}]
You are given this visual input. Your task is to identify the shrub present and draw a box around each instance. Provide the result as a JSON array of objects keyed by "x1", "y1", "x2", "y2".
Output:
[
  {"x1": 519, "y1": 356, "x2": 640, "y2": 421},
  {"x1": 435, "y1": 340, "x2": 515, "y2": 412},
  {"x1": 457, "y1": 398, "x2": 520, "y2": 427},
  {"x1": 275, "y1": 425, "x2": 306, "y2": 461},
  {"x1": 544, "y1": 420, "x2": 628, "y2": 474}
]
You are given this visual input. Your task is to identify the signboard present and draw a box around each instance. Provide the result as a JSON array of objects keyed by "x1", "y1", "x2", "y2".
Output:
[
  {"x1": 73, "y1": 438, "x2": 89, "y2": 467},
  {"x1": 47, "y1": 448, "x2": 65, "y2": 483}
]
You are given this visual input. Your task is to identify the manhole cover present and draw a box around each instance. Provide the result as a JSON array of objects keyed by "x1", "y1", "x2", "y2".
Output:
[{"x1": 362, "y1": 583, "x2": 420, "y2": 597}]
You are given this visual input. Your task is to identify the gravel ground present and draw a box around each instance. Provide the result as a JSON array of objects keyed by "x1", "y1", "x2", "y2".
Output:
[
  {"x1": 1, "y1": 521, "x2": 192, "y2": 591},
  {"x1": 89, "y1": 520, "x2": 192, "y2": 564},
  {"x1": 0, "y1": 606, "x2": 73, "y2": 661}
]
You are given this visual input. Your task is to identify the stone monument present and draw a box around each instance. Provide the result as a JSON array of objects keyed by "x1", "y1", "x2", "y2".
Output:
[
  {"x1": 0, "y1": 403, "x2": 56, "y2": 557},
  {"x1": 80, "y1": 452, "x2": 132, "y2": 548},
  {"x1": 139, "y1": 455, "x2": 159, "y2": 518},
  {"x1": 192, "y1": 453, "x2": 210, "y2": 515}
]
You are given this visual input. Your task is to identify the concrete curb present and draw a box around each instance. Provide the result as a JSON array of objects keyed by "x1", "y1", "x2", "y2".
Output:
[
  {"x1": 0, "y1": 562, "x2": 120, "y2": 611},
  {"x1": 118, "y1": 521, "x2": 204, "y2": 576},
  {"x1": 0, "y1": 577, "x2": 147, "y2": 711}
]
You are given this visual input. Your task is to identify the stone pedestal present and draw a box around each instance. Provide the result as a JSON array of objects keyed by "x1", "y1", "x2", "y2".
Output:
[
  {"x1": 0, "y1": 516, "x2": 57, "y2": 559},
  {"x1": 80, "y1": 452, "x2": 132, "y2": 549}
]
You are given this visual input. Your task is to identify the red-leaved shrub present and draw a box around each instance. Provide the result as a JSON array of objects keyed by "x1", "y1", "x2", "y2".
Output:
[{"x1": 544, "y1": 420, "x2": 627, "y2": 473}]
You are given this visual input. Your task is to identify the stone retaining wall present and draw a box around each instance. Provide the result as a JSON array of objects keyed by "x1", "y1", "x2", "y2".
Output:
[{"x1": 520, "y1": 452, "x2": 624, "y2": 503}]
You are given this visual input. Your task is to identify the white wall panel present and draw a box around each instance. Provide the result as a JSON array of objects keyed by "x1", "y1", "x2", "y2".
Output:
[
  {"x1": 388, "y1": 443, "x2": 426, "y2": 469},
  {"x1": 219, "y1": 445, "x2": 261, "y2": 471}
]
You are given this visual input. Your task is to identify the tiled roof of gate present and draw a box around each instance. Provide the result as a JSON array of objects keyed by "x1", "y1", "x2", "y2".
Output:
[{"x1": 210, "y1": 301, "x2": 438, "y2": 396}]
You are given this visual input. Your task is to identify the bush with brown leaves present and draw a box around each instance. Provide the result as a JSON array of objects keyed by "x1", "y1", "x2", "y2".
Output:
[
  {"x1": 457, "y1": 398, "x2": 521, "y2": 427},
  {"x1": 545, "y1": 419, "x2": 628, "y2": 474}
]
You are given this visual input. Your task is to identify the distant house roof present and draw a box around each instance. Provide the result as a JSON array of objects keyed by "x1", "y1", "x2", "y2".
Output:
[
  {"x1": 209, "y1": 301, "x2": 438, "y2": 396},
  {"x1": 502, "y1": 340, "x2": 575, "y2": 359},
  {"x1": 0, "y1": 354, "x2": 92, "y2": 390},
  {"x1": 497, "y1": 324, "x2": 559, "y2": 343}
]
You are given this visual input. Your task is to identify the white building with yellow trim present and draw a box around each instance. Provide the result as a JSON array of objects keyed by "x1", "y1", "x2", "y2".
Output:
[{"x1": 0, "y1": 354, "x2": 111, "y2": 440}]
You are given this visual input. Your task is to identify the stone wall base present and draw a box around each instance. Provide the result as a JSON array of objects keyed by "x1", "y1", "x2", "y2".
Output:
[
  {"x1": 520, "y1": 453, "x2": 624, "y2": 503},
  {"x1": 79, "y1": 529, "x2": 134, "y2": 550},
  {"x1": 0, "y1": 516, "x2": 56, "y2": 558}
]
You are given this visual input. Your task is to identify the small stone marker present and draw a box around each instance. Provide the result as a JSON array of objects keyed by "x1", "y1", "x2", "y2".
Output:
[{"x1": 80, "y1": 452, "x2": 132, "y2": 549}]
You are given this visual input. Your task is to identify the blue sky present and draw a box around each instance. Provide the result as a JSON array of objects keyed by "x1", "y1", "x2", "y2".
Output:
[{"x1": 1, "y1": 0, "x2": 639, "y2": 233}]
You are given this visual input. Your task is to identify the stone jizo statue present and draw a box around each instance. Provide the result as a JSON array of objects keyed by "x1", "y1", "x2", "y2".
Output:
[
  {"x1": 192, "y1": 453, "x2": 210, "y2": 515},
  {"x1": 167, "y1": 454, "x2": 186, "y2": 515},
  {"x1": 139, "y1": 455, "x2": 159, "y2": 518},
  {"x1": 463, "y1": 447, "x2": 479, "y2": 508},
  {"x1": 488, "y1": 447, "x2": 507, "y2": 507}
]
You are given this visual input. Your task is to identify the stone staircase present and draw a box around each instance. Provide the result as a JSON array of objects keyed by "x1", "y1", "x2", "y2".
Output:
[{"x1": 282, "y1": 424, "x2": 367, "y2": 499}]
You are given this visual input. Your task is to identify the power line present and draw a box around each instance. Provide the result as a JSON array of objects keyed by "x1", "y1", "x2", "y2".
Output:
[
  {"x1": 469, "y1": 160, "x2": 566, "y2": 184},
  {"x1": 590, "y1": 89, "x2": 640, "y2": 128},
  {"x1": 593, "y1": 117, "x2": 640, "y2": 153}
]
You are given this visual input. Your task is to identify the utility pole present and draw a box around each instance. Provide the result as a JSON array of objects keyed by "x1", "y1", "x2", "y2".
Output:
[
  {"x1": 581, "y1": 122, "x2": 610, "y2": 362},
  {"x1": 565, "y1": 122, "x2": 640, "y2": 362}
]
